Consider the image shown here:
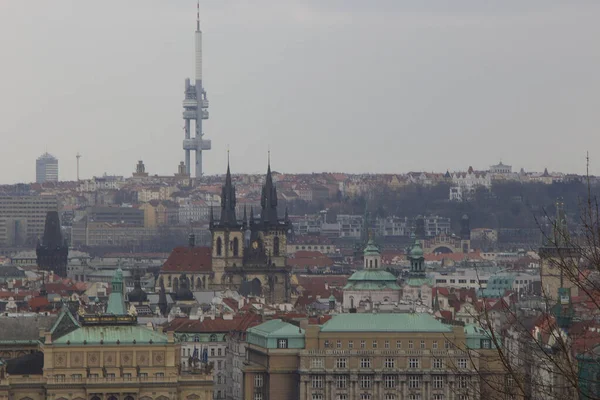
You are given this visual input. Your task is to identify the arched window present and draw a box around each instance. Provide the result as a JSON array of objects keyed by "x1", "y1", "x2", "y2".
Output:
[
  {"x1": 273, "y1": 236, "x2": 280, "y2": 256},
  {"x1": 233, "y1": 237, "x2": 239, "y2": 257},
  {"x1": 216, "y1": 237, "x2": 223, "y2": 256},
  {"x1": 375, "y1": 259, "x2": 378, "y2": 268},
  {"x1": 210, "y1": 334, "x2": 217, "y2": 342},
  {"x1": 369, "y1": 260, "x2": 373, "y2": 268},
  {"x1": 197, "y1": 277, "x2": 202, "y2": 289},
  {"x1": 173, "y1": 277, "x2": 179, "y2": 292},
  {"x1": 167, "y1": 276, "x2": 171, "y2": 287},
  {"x1": 190, "y1": 277, "x2": 194, "y2": 290},
  {"x1": 350, "y1": 296, "x2": 354, "y2": 308}
]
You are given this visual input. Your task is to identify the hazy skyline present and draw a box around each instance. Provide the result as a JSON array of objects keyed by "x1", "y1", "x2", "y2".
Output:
[{"x1": 1, "y1": 0, "x2": 599, "y2": 183}]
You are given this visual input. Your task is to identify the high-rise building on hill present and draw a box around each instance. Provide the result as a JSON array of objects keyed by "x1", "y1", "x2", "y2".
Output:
[{"x1": 36, "y1": 152, "x2": 58, "y2": 183}]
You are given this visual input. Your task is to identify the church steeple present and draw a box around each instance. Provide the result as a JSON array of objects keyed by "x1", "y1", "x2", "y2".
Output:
[
  {"x1": 219, "y1": 154, "x2": 237, "y2": 227},
  {"x1": 260, "y1": 155, "x2": 279, "y2": 224}
]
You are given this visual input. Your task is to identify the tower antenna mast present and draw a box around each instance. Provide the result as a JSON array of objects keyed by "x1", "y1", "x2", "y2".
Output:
[{"x1": 76, "y1": 153, "x2": 81, "y2": 182}]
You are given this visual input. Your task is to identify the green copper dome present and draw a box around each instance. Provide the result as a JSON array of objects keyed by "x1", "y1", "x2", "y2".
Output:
[
  {"x1": 363, "y1": 238, "x2": 380, "y2": 256},
  {"x1": 408, "y1": 242, "x2": 424, "y2": 259},
  {"x1": 344, "y1": 270, "x2": 401, "y2": 291}
]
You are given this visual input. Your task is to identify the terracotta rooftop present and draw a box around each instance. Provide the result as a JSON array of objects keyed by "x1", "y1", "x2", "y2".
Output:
[{"x1": 162, "y1": 246, "x2": 212, "y2": 272}]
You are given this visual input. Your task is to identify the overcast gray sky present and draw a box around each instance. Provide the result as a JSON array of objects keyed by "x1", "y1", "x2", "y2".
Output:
[{"x1": 1, "y1": 1, "x2": 599, "y2": 183}]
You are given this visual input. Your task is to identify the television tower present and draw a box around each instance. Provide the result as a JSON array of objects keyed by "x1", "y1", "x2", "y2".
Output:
[
  {"x1": 76, "y1": 152, "x2": 81, "y2": 181},
  {"x1": 182, "y1": 0, "x2": 211, "y2": 179}
]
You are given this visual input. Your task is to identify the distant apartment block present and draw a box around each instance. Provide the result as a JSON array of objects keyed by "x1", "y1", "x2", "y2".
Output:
[
  {"x1": 0, "y1": 194, "x2": 59, "y2": 246},
  {"x1": 35, "y1": 152, "x2": 58, "y2": 183},
  {"x1": 71, "y1": 220, "x2": 156, "y2": 247},
  {"x1": 78, "y1": 175, "x2": 125, "y2": 191},
  {"x1": 86, "y1": 206, "x2": 144, "y2": 226}
]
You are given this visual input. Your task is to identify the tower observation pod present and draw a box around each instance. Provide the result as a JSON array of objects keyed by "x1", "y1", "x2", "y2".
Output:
[{"x1": 182, "y1": 1, "x2": 211, "y2": 179}]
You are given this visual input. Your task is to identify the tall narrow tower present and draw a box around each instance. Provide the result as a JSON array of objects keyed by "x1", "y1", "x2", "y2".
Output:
[{"x1": 182, "y1": 1, "x2": 211, "y2": 179}]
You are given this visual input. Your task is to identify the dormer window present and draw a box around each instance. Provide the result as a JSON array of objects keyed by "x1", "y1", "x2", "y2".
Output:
[{"x1": 277, "y1": 338, "x2": 288, "y2": 349}]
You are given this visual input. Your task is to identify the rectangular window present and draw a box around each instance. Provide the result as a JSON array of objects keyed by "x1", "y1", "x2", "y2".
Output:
[
  {"x1": 458, "y1": 358, "x2": 468, "y2": 369},
  {"x1": 384, "y1": 340, "x2": 390, "y2": 348},
  {"x1": 312, "y1": 394, "x2": 323, "y2": 400},
  {"x1": 218, "y1": 348, "x2": 222, "y2": 356},
  {"x1": 481, "y1": 339, "x2": 491, "y2": 349},
  {"x1": 433, "y1": 340, "x2": 438, "y2": 349},
  {"x1": 255, "y1": 374, "x2": 264, "y2": 388},
  {"x1": 277, "y1": 339, "x2": 288, "y2": 349},
  {"x1": 337, "y1": 396, "x2": 348, "y2": 400},
  {"x1": 336, "y1": 375, "x2": 348, "y2": 389},
  {"x1": 139, "y1": 373, "x2": 148, "y2": 379},
  {"x1": 337, "y1": 340, "x2": 342, "y2": 348},
  {"x1": 336, "y1": 358, "x2": 347, "y2": 369},
  {"x1": 211, "y1": 348, "x2": 215, "y2": 356},
  {"x1": 433, "y1": 375, "x2": 444, "y2": 389},
  {"x1": 385, "y1": 358, "x2": 395, "y2": 368},
  {"x1": 420, "y1": 340, "x2": 425, "y2": 349},
  {"x1": 433, "y1": 358, "x2": 443, "y2": 369},
  {"x1": 217, "y1": 360, "x2": 222, "y2": 369},
  {"x1": 372, "y1": 340, "x2": 377, "y2": 348},
  {"x1": 311, "y1": 358, "x2": 324, "y2": 368},
  {"x1": 459, "y1": 375, "x2": 469, "y2": 389},
  {"x1": 396, "y1": 340, "x2": 402, "y2": 349},
  {"x1": 359, "y1": 375, "x2": 372, "y2": 389},
  {"x1": 385, "y1": 395, "x2": 396, "y2": 400},
  {"x1": 360, "y1": 340, "x2": 366, "y2": 349},
  {"x1": 360, "y1": 358, "x2": 371, "y2": 368},
  {"x1": 408, "y1": 396, "x2": 421, "y2": 400},
  {"x1": 409, "y1": 358, "x2": 419, "y2": 368},
  {"x1": 409, "y1": 340, "x2": 414, "y2": 349},
  {"x1": 360, "y1": 395, "x2": 371, "y2": 400},
  {"x1": 445, "y1": 340, "x2": 451, "y2": 349},
  {"x1": 155, "y1": 372, "x2": 164, "y2": 378},
  {"x1": 348, "y1": 340, "x2": 354, "y2": 349},
  {"x1": 311, "y1": 375, "x2": 324, "y2": 389},
  {"x1": 54, "y1": 375, "x2": 65, "y2": 382},
  {"x1": 254, "y1": 394, "x2": 263, "y2": 400},
  {"x1": 384, "y1": 375, "x2": 396, "y2": 388},
  {"x1": 71, "y1": 374, "x2": 82, "y2": 381},
  {"x1": 433, "y1": 395, "x2": 445, "y2": 400},
  {"x1": 408, "y1": 375, "x2": 421, "y2": 389},
  {"x1": 123, "y1": 373, "x2": 132, "y2": 380}
]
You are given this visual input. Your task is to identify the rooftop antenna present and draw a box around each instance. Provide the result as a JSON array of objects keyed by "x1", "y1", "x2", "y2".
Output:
[
  {"x1": 196, "y1": 0, "x2": 200, "y2": 31},
  {"x1": 76, "y1": 153, "x2": 81, "y2": 182}
]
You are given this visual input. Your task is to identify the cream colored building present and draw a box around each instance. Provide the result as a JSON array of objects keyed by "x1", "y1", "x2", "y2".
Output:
[{"x1": 0, "y1": 270, "x2": 213, "y2": 400}]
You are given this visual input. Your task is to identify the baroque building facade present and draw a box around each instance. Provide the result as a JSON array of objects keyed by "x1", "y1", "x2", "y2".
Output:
[{"x1": 0, "y1": 269, "x2": 213, "y2": 400}]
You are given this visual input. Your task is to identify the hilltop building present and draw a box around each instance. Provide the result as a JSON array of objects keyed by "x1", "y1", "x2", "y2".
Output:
[{"x1": 36, "y1": 152, "x2": 59, "y2": 183}]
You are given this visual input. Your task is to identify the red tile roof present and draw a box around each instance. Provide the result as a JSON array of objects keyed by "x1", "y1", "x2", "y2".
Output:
[
  {"x1": 296, "y1": 275, "x2": 348, "y2": 289},
  {"x1": 164, "y1": 314, "x2": 262, "y2": 333},
  {"x1": 162, "y1": 246, "x2": 212, "y2": 272},
  {"x1": 288, "y1": 252, "x2": 335, "y2": 268}
]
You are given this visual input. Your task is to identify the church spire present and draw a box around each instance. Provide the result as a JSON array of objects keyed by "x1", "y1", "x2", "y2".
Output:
[
  {"x1": 261, "y1": 153, "x2": 279, "y2": 224},
  {"x1": 219, "y1": 152, "x2": 238, "y2": 227}
]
